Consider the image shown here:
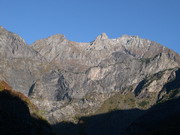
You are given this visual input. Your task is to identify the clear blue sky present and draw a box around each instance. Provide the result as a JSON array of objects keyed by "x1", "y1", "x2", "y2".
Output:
[{"x1": 0, "y1": 0, "x2": 180, "y2": 54}]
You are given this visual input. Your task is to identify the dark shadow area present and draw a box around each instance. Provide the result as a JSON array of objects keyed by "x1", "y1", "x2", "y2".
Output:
[
  {"x1": 134, "y1": 70, "x2": 165, "y2": 97},
  {"x1": 127, "y1": 97, "x2": 180, "y2": 135},
  {"x1": 28, "y1": 82, "x2": 36, "y2": 96},
  {"x1": 53, "y1": 109, "x2": 144, "y2": 135},
  {"x1": 134, "y1": 79, "x2": 146, "y2": 96},
  {"x1": 164, "y1": 69, "x2": 180, "y2": 93},
  {"x1": 158, "y1": 68, "x2": 180, "y2": 101},
  {"x1": 0, "y1": 89, "x2": 54, "y2": 135},
  {"x1": 52, "y1": 97, "x2": 180, "y2": 135}
]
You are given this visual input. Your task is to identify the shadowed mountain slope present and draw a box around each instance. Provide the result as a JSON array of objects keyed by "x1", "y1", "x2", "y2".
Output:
[
  {"x1": 0, "y1": 81, "x2": 54, "y2": 135},
  {"x1": 52, "y1": 97, "x2": 180, "y2": 135}
]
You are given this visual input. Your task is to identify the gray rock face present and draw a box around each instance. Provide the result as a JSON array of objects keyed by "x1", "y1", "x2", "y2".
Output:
[
  {"x1": 0, "y1": 26, "x2": 180, "y2": 123},
  {"x1": 31, "y1": 33, "x2": 180, "y2": 101},
  {"x1": 30, "y1": 69, "x2": 70, "y2": 101},
  {"x1": 0, "y1": 27, "x2": 46, "y2": 95},
  {"x1": 0, "y1": 26, "x2": 40, "y2": 59}
]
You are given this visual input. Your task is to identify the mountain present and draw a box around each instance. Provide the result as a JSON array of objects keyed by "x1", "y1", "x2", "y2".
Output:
[
  {"x1": 0, "y1": 26, "x2": 180, "y2": 134},
  {"x1": 30, "y1": 30, "x2": 180, "y2": 122}
]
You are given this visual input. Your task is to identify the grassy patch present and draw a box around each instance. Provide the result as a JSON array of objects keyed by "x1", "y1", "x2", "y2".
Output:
[
  {"x1": 0, "y1": 85, "x2": 3, "y2": 91},
  {"x1": 96, "y1": 92, "x2": 156, "y2": 114},
  {"x1": 138, "y1": 100, "x2": 149, "y2": 107},
  {"x1": 96, "y1": 93, "x2": 137, "y2": 114}
]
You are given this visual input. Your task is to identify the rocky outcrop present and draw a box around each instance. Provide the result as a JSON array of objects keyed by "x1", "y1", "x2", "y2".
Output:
[
  {"x1": 29, "y1": 69, "x2": 71, "y2": 101},
  {"x1": 0, "y1": 26, "x2": 180, "y2": 124}
]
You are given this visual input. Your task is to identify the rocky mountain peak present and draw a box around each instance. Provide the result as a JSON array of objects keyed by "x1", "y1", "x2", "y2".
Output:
[
  {"x1": 95, "y1": 33, "x2": 109, "y2": 40},
  {"x1": 0, "y1": 26, "x2": 24, "y2": 42},
  {"x1": 33, "y1": 34, "x2": 68, "y2": 48},
  {"x1": 0, "y1": 26, "x2": 5, "y2": 32},
  {"x1": 47, "y1": 34, "x2": 66, "y2": 42},
  {"x1": 0, "y1": 26, "x2": 40, "y2": 58},
  {"x1": 119, "y1": 35, "x2": 139, "y2": 42},
  {"x1": 0, "y1": 26, "x2": 10, "y2": 34}
]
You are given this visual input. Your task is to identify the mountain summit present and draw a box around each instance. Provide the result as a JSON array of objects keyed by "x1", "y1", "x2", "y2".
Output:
[{"x1": 96, "y1": 33, "x2": 109, "y2": 40}]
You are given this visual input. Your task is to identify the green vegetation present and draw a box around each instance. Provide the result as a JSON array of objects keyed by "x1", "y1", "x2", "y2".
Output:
[
  {"x1": 158, "y1": 88, "x2": 180, "y2": 104},
  {"x1": 138, "y1": 100, "x2": 149, "y2": 107},
  {"x1": 96, "y1": 93, "x2": 134, "y2": 114},
  {"x1": 169, "y1": 89, "x2": 180, "y2": 98},
  {"x1": 0, "y1": 85, "x2": 3, "y2": 91},
  {"x1": 96, "y1": 92, "x2": 157, "y2": 114}
]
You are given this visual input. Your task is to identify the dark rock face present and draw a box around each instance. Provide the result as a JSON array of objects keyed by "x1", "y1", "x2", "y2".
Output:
[{"x1": 0, "y1": 26, "x2": 180, "y2": 125}]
